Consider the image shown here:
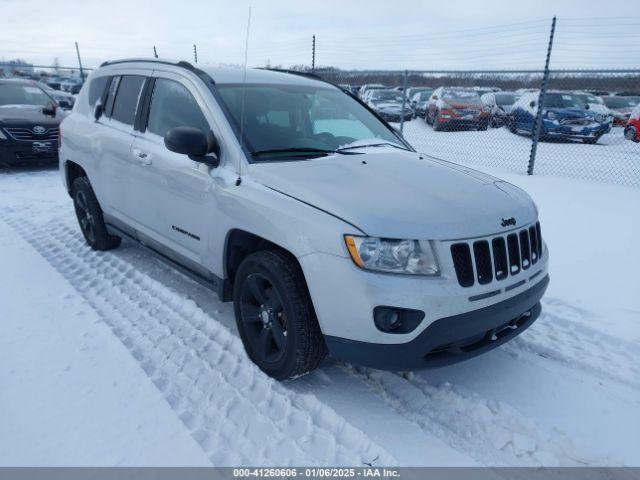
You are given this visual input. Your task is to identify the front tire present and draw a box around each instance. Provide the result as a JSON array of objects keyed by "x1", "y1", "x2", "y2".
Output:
[
  {"x1": 433, "y1": 110, "x2": 443, "y2": 131},
  {"x1": 72, "y1": 177, "x2": 121, "y2": 251},
  {"x1": 233, "y1": 250, "x2": 327, "y2": 380}
]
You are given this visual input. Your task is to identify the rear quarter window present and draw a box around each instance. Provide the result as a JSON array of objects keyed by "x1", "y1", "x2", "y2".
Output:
[{"x1": 88, "y1": 76, "x2": 110, "y2": 107}]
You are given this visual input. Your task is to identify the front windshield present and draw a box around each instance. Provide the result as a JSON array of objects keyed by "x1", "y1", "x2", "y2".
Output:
[
  {"x1": 0, "y1": 83, "x2": 51, "y2": 107},
  {"x1": 442, "y1": 90, "x2": 482, "y2": 102},
  {"x1": 494, "y1": 93, "x2": 519, "y2": 106},
  {"x1": 575, "y1": 94, "x2": 604, "y2": 105},
  {"x1": 371, "y1": 90, "x2": 404, "y2": 102},
  {"x1": 603, "y1": 96, "x2": 640, "y2": 109},
  {"x1": 544, "y1": 93, "x2": 584, "y2": 109},
  {"x1": 216, "y1": 84, "x2": 404, "y2": 158}
]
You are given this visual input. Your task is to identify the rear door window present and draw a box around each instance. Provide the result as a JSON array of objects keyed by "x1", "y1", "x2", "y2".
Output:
[{"x1": 110, "y1": 75, "x2": 146, "y2": 126}]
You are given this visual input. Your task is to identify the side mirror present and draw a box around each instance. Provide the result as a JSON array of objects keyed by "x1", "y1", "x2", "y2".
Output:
[
  {"x1": 584, "y1": 104, "x2": 590, "y2": 110},
  {"x1": 433, "y1": 95, "x2": 438, "y2": 100},
  {"x1": 58, "y1": 99, "x2": 72, "y2": 110},
  {"x1": 165, "y1": 126, "x2": 220, "y2": 167},
  {"x1": 529, "y1": 101, "x2": 536, "y2": 108},
  {"x1": 94, "y1": 102, "x2": 103, "y2": 121},
  {"x1": 42, "y1": 102, "x2": 57, "y2": 117}
]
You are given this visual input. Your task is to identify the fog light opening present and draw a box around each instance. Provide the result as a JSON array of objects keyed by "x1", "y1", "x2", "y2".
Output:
[{"x1": 373, "y1": 306, "x2": 425, "y2": 334}]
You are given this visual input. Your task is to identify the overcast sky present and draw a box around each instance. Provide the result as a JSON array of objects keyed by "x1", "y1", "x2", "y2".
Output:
[{"x1": 1, "y1": 0, "x2": 638, "y2": 71}]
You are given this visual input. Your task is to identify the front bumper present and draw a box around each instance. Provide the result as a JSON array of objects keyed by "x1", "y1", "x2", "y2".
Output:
[
  {"x1": 0, "y1": 141, "x2": 58, "y2": 165},
  {"x1": 326, "y1": 275, "x2": 549, "y2": 370},
  {"x1": 439, "y1": 113, "x2": 489, "y2": 127},
  {"x1": 543, "y1": 120, "x2": 610, "y2": 140},
  {"x1": 378, "y1": 111, "x2": 413, "y2": 122}
]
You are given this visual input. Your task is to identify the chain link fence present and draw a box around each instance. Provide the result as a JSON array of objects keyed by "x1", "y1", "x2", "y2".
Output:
[
  {"x1": 2, "y1": 16, "x2": 639, "y2": 187},
  {"x1": 315, "y1": 68, "x2": 640, "y2": 188}
]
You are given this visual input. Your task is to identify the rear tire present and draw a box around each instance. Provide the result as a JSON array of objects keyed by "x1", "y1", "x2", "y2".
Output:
[
  {"x1": 72, "y1": 177, "x2": 121, "y2": 251},
  {"x1": 233, "y1": 250, "x2": 327, "y2": 380}
]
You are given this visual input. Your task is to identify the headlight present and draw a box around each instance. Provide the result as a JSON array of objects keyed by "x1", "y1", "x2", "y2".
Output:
[
  {"x1": 0, "y1": 129, "x2": 6, "y2": 140},
  {"x1": 344, "y1": 235, "x2": 439, "y2": 276},
  {"x1": 546, "y1": 111, "x2": 557, "y2": 120}
]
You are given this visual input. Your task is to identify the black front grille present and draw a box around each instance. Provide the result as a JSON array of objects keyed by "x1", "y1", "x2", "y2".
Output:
[
  {"x1": 451, "y1": 222, "x2": 543, "y2": 288},
  {"x1": 492, "y1": 237, "x2": 508, "y2": 281},
  {"x1": 451, "y1": 243, "x2": 474, "y2": 287},
  {"x1": 473, "y1": 241, "x2": 493, "y2": 284},
  {"x1": 5, "y1": 127, "x2": 58, "y2": 141}
]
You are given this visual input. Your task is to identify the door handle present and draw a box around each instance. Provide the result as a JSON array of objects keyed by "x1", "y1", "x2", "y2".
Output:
[{"x1": 132, "y1": 148, "x2": 152, "y2": 165}]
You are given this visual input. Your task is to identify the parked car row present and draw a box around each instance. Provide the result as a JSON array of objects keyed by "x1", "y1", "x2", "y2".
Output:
[
  {"x1": 0, "y1": 78, "x2": 66, "y2": 165},
  {"x1": 400, "y1": 84, "x2": 640, "y2": 145}
]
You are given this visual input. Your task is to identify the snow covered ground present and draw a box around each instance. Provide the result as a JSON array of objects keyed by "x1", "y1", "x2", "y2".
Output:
[
  {"x1": 1, "y1": 137, "x2": 639, "y2": 466},
  {"x1": 400, "y1": 119, "x2": 640, "y2": 188}
]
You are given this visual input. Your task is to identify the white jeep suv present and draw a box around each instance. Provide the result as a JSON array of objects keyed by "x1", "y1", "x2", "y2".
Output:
[{"x1": 59, "y1": 59, "x2": 549, "y2": 379}]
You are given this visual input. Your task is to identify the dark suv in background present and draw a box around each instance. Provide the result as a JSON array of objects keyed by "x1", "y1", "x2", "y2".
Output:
[{"x1": 0, "y1": 79, "x2": 65, "y2": 165}]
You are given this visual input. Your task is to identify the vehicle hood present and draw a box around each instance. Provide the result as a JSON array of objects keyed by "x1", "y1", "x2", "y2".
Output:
[
  {"x1": 543, "y1": 107, "x2": 597, "y2": 119},
  {"x1": 0, "y1": 105, "x2": 65, "y2": 128},
  {"x1": 372, "y1": 101, "x2": 405, "y2": 111},
  {"x1": 446, "y1": 101, "x2": 483, "y2": 110},
  {"x1": 611, "y1": 107, "x2": 633, "y2": 115},
  {"x1": 249, "y1": 150, "x2": 537, "y2": 239}
]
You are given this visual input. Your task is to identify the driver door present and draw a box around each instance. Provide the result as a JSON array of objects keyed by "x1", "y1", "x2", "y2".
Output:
[{"x1": 128, "y1": 73, "x2": 218, "y2": 269}]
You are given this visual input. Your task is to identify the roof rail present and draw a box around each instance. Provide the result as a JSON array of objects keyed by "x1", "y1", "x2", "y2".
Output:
[{"x1": 97, "y1": 58, "x2": 214, "y2": 84}]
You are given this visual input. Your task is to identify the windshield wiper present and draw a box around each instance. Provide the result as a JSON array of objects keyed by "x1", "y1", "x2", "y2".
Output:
[
  {"x1": 336, "y1": 142, "x2": 410, "y2": 152},
  {"x1": 251, "y1": 147, "x2": 335, "y2": 158}
]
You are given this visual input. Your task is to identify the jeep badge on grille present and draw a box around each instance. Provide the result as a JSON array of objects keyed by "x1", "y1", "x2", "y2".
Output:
[{"x1": 501, "y1": 217, "x2": 516, "y2": 227}]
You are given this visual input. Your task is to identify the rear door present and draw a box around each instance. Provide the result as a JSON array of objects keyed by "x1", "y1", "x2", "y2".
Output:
[
  {"x1": 128, "y1": 72, "x2": 219, "y2": 269},
  {"x1": 93, "y1": 73, "x2": 147, "y2": 222}
]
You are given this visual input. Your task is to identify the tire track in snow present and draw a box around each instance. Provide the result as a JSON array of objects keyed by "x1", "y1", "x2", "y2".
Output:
[
  {"x1": 346, "y1": 367, "x2": 594, "y2": 467},
  {"x1": 2, "y1": 214, "x2": 395, "y2": 467},
  {"x1": 506, "y1": 300, "x2": 640, "y2": 390},
  {"x1": 4, "y1": 199, "x2": 635, "y2": 467}
]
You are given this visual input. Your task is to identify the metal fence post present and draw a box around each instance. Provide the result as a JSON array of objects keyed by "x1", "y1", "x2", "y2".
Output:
[
  {"x1": 400, "y1": 69, "x2": 408, "y2": 133},
  {"x1": 74, "y1": 42, "x2": 85, "y2": 81},
  {"x1": 528, "y1": 16, "x2": 556, "y2": 175}
]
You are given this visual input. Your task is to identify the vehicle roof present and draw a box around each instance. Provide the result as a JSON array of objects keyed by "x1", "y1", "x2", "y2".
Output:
[
  {"x1": 97, "y1": 58, "x2": 334, "y2": 88},
  {"x1": 0, "y1": 78, "x2": 38, "y2": 85}
]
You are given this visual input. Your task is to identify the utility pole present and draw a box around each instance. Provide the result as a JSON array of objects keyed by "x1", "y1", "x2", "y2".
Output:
[
  {"x1": 153, "y1": 46, "x2": 158, "y2": 58},
  {"x1": 74, "y1": 42, "x2": 85, "y2": 80},
  {"x1": 400, "y1": 70, "x2": 408, "y2": 133},
  {"x1": 193, "y1": 44, "x2": 198, "y2": 64},
  {"x1": 311, "y1": 35, "x2": 316, "y2": 72},
  {"x1": 528, "y1": 16, "x2": 556, "y2": 176}
]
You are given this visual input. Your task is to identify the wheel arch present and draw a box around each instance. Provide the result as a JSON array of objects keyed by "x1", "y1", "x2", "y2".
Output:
[
  {"x1": 64, "y1": 160, "x2": 88, "y2": 197},
  {"x1": 223, "y1": 228, "x2": 303, "y2": 294}
]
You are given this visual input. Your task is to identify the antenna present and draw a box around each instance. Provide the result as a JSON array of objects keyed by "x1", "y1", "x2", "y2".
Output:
[
  {"x1": 237, "y1": 5, "x2": 252, "y2": 185},
  {"x1": 193, "y1": 44, "x2": 198, "y2": 63},
  {"x1": 153, "y1": 46, "x2": 158, "y2": 58}
]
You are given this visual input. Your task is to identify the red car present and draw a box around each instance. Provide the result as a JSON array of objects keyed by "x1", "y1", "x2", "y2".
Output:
[
  {"x1": 425, "y1": 87, "x2": 490, "y2": 131},
  {"x1": 603, "y1": 96, "x2": 640, "y2": 127},
  {"x1": 624, "y1": 106, "x2": 640, "y2": 142}
]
